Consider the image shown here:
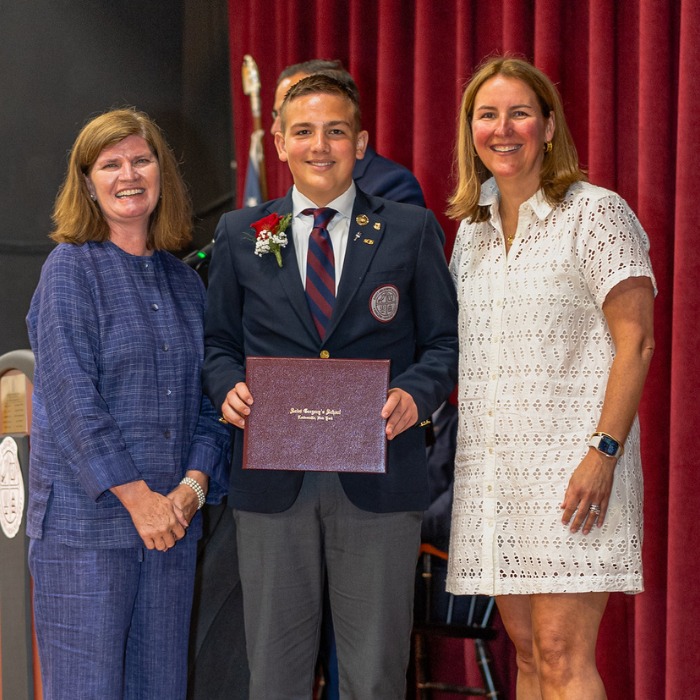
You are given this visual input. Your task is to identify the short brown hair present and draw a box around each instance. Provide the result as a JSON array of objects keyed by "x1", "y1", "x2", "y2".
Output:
[
  {"x1": 51, "y1": 108, "x2": 192, "y2": 251},
  {"x1": 447, "y1": 56, "x2": 586, "y2": 222},
  {"x1": 277, "y1": 59, "x2": 343, "y2": 86},
  {"x1": 280, "y1": 74, "x2": 362, "y2": 133}
]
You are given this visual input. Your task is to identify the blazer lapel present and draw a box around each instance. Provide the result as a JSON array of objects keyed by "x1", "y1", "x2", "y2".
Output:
[{"x1": 325, "y1": 190, "x2": 385, "y2": 339}]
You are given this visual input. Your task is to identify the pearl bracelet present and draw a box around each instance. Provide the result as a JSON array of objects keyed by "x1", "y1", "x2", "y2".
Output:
[{"x1": 180, "y1": 476, "x2": 206, "y2": 510}]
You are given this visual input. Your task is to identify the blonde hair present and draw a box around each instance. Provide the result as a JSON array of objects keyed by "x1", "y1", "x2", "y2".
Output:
[
  {"x1": 51, "y1": 108, "x2": 192, "y2": 251},
  {"x1": 447, "y1": 56, "x2": 586, "y2": 222}
]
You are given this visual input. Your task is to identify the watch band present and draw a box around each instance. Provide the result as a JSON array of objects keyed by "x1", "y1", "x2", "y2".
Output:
[{"x1": 588, "y1": 432, "x2": 624, "y2": 459}]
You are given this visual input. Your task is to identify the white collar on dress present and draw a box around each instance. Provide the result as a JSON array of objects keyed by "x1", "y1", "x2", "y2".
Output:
[{"x1": 479, "y1": 177, "x2": 554, "y2": 221}]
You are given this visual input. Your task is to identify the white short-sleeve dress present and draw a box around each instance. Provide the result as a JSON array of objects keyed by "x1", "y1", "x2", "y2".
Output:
[{"x1": 446, "y1": 179, "x2": 656, "y2": 596}]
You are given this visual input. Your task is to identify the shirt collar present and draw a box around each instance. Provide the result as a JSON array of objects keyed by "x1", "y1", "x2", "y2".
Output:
[
  {"x1": 479, "y1": 177, "x2": 554, "y2": 220},
  {"x1": 291, "y1": 182, "x2": 356, "y2": 221}
]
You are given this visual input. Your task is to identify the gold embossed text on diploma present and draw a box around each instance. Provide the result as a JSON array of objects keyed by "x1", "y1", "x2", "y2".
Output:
[{"x1": 242, "y1": 357, "x2": 390, "y2": 472}]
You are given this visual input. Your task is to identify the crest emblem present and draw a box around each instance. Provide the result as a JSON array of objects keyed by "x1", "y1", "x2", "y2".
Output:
[
  {"x1": 0, "y1": 437, "x2": 25, "y2": 539},
  {"x1": 369, "y1": 285, "x2": 399, "y2": 323}
]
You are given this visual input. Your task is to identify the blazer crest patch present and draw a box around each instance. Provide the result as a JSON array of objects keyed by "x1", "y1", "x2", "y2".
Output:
[{"x1": 369, "y1": 285, "x2": 399, "y2": 323}]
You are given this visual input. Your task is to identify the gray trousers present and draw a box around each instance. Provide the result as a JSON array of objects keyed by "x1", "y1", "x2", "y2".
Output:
[{"x1": 235, "y1": 472, "x2": 422, "y2": 700}]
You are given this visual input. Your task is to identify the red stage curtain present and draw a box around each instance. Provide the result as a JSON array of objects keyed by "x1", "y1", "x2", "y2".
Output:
[{"x1": 228, "y1": 2, "x2": 699, "y2": 697}]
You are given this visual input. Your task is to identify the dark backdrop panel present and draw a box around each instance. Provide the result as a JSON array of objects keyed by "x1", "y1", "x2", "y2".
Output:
[
  {"x1": 182, "y1": 0, "x2": 235, "y2": 251},
  {"x1": 0, "y1": 0, "x2": 232, "y2": 356}
]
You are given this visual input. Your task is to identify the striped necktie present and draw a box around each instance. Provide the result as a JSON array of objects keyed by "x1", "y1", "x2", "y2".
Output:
[{"x1": 303, "y1": 207, "x2": 337, "y2": 339}]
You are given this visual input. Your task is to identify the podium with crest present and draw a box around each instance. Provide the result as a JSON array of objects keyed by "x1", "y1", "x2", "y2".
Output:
[{"x1": 0, "y1": 349, "x2": 38, "y2": 699}]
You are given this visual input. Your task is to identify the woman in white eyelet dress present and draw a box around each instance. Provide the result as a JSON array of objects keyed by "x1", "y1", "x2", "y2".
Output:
[{"x1": 446, "y1": 57, "x2": 656, "y2": 699}]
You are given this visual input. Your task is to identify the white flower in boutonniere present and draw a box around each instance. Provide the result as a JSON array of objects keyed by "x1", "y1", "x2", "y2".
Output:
[{"x1": 245, "y1": 212, "x2": 292, "y2": 268}]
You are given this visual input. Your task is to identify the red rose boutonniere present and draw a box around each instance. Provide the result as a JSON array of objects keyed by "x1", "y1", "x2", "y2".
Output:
[{"x1": 246, "y1": 212, "x2": 292, "y2": 268}]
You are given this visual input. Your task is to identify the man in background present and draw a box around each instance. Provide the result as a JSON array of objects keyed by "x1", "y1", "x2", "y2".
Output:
[{"x1": 271, "y1": 59, "x2": 425, "y2": 207}]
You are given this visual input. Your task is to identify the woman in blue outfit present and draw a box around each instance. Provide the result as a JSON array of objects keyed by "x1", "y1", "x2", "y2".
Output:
[{"x1": 26, "y1": 108, "x2": 230, "y2": 700}]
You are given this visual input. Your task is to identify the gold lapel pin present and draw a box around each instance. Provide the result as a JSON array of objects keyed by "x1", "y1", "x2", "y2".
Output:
[
  {"x1": 356, "y1": 214, "x2": 369, "y2": 226},
  {"x1": 373, "y1": 222, "x2": 382, "y2": 231},
  {"x1": 363, "y1": 239, "x2": 375, "y2": 245}
]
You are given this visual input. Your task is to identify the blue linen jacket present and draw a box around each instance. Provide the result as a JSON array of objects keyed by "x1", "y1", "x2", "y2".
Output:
[
  {"x1": 26, "y1": 241, "x2": 231, "y2": 547},
  {"x1": 203, "y1": 187, "x2": 458, "y2": 514}
]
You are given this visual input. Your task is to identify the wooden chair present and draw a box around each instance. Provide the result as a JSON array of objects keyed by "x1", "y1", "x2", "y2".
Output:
[{"x1": 412, "y1": 543, "x2": 499, "y2": 698}]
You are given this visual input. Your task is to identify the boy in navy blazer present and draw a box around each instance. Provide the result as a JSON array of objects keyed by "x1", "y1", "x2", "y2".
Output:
[{"x1": 203, "y1": 74, "x2": 457, "y2": 699}]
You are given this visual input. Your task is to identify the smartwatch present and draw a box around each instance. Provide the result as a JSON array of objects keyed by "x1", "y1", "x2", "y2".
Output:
[{"x1": 588, "y1": 432, "x2": 624, "y2": 459}]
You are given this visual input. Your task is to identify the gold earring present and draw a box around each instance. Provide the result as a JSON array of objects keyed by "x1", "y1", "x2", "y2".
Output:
[{"x1": 544, "y1": 141, "x2": 553, "y2": 154}]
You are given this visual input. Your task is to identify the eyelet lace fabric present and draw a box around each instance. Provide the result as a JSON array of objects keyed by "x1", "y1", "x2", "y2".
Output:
[{"x1": 446, "y1": 180, "x2": 656, "y2": 596}]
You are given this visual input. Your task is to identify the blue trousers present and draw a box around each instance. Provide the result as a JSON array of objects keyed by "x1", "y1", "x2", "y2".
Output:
[{"x1": 29, "y1": 535, "x2": 197, "y2": 700}]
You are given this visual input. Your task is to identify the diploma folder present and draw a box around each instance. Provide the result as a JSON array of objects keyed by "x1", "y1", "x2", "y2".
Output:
[{"x1": 242, "y1": 356, "x2": 390, "y2": 472}]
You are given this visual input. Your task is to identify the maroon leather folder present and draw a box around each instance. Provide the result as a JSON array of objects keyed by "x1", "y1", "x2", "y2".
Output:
[{"x1": 242, "y1": 356, "x2": 390, "y2": 472}]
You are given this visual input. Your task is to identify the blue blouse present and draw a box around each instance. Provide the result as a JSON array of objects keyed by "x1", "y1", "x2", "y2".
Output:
[{"x1": 27, "y1": 241, "x2": 230, "y2": 547}]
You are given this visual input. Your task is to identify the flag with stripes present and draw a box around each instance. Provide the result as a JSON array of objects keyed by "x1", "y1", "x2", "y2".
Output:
[{"x1": 243, "y1": 129, "x2": 265, "y2": 207}]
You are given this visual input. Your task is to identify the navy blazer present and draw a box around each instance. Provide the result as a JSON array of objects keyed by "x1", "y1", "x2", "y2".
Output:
[
  {"x1": 203, "y1": 187, "x2": 458, "y2": 514},
  {"x1": 353, "y1": 146, "x2": 426, "y2": 207}
]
